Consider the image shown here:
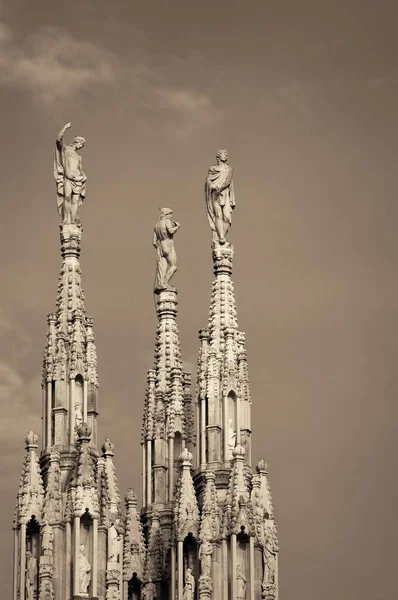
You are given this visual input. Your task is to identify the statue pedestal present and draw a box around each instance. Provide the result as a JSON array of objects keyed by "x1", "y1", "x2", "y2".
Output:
[{"x1": 73, "y1": 596, "x2": 99, "y2": 600}]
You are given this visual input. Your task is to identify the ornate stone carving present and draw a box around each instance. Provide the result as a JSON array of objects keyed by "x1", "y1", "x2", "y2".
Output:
[
  {"x1": 79, "y1": 544, "x2": 91, "y2": 594},
  {"x1": 41, "y1": 523, "x2": 54, "y2": 556},
  {"x1": 26, "y1": 551, "x2": 38, "y2": 600},
  {"x1": 183, "y1": 568, "x2": 195, "y2": 600},
  {"x1": 54, "y1": 122, "x2": 87, "y2": 225},
  {"x1": 205, "y1": 149, "x2": 235, "y2": 245},
  {"x1": 173, "y1": 450, "x2": 200, "y2": 541},
  {"x1": 142, "y1": 580, "x2": 157, "y2": 600},
  {"x1": 153, "y1": 208, "x2": 180, "y2": 293},
  {"x1": 198, "y1": 540, "x2": 212, "y2": 576},
  {"x1": 39, "y1": 579, "x2": 54, "y2": 600},
  {"x1": 43, "y1": 452, "x2": 62, "y2": 523},
  {"x1": 236, "y1": 564, "x2": 247, "y2": 600}
]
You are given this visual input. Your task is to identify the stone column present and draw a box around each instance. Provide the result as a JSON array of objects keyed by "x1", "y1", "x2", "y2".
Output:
[
  {"x1": 20, "y1": 523, "x2": 27, "y2": 600},
  {"x1": 92, "y1": 518, "x2": 98, "y2": 597},
  {"x1": 223, "y1": 394, "x2": 228, "y2": 461},
  {"x1": 97, "y1": 525, "x2": 107, "y2": 599},
  {"x1": 65, "y1": 522, "x2": 72, "y2": 600},
  {"x1": 73, "y1": 516, "x2": 80, "y2": 596},
  {"x1": 142, "y1": 443, "x2": 146, "y2": 506},
  {"x1": 249, "y1": 537, "x2": 255, "y2": 600},
  {"x1": 222, "y1": 539, "x2": 228, "y2": 600},
  {"x1": 177, "y1": 540, "x2": 183, "y2": 600},
  {"x1": 69, "y1": 379, "x2": 75, "y2": 445},
  {"x1": 46, "y1": 381, "x2": 52, "y2": 447},
  {"x1": 171, "y1": 544, "x2": 176, "y2": 600},
  {"x1": 231, "y1": 534, "x2": 237, "y2": 600},
  {"x1": 200, "y1": 394, "x2": 206, "y2": 465},
  {"x1": 168, "y1": 437, "x2": 174, "y2": 501},
  {"x1": 12, "y1": 529, "x2": 18, "y2": 600},
  {"x1": 146, "y1": 440, "x2": 152, "y2": 505},
  {"x1": 83, "y1": 379, "x2": 88, "y2": 424}
]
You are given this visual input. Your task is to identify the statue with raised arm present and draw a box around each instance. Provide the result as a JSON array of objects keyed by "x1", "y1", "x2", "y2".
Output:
[
  {"x1": 153, "y1": 208, "x2": 180, "y2": 293},
  {"x1": 54, "y1": 122, "x2": 87, "y2": 225},
  {"x1": 204, "y1": 149, "x2": 235, "y2": 245}
]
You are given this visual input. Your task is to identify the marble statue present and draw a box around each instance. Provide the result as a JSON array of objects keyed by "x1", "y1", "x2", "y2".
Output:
[
  {"x1": 142, "y1": 580, "x2": 157, "y2": 600},
  {"x1": 25, "y1": 551, "x2": 38, "y2": 600},
  {"x1": 198, "y1": 540, "x2": 213, "y2": 576},
  {"x1": 54, "y1": 122, "x2": 87, "y2": 225},
  {"x1": 108, "y1": 520, "x2": 121, "y2": 562},
  {"x1": 183, "y1": 568, "x2": 195, "y2": 600},
  {"x1": 153, "y1": 208, "x2": 180, "y2": 293},
  {"x1": 41, "y1": 523, "x2": 54, "y2": 556},
  {"x1": 227, "y1": 418, "x2": 236, "y2": 458},
  {"x1": 263, "y1": 535, "x2": 276, "y2": 584},
  {"x1": 236, "y1": 564, "x2": 247, "y2": 600},
  {"x1": 204, "y1": 149, "x2": 235, "y2": 245},
  {"x1": 78, "y1": 544, "x2": 91, "y2": 594}
]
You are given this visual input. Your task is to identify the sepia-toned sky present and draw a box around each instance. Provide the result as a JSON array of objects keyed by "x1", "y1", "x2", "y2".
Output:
[{"x1": 0, "y1": 0, "x2": 397, "y2": 597}]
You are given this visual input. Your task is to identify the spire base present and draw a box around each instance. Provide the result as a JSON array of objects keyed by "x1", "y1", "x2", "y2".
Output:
[
  {"x1": 212, "y1": 243, "x2": 234, "y2": 276},
  {"x1": 155, "y1": 289, "x2": 178, "y2": 319},
  {"x1": 60, "y1": 223, "x2": 82, "y2": 260}
]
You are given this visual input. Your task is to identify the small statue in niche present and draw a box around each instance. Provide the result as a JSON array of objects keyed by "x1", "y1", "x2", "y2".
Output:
[
  {"x1": 78, "y1": 543, "x2": 91, "y2": 595},
  {"x1": 236, "y1": 564, "x2": 247, "y2": 600},
  {"x1": 227, "y1": 418, "x2": 236, "y2": 458},
  {"x1": 41, "y1": 523, "x2": 54, "y2": 556},
  {"x1": 262, "y1": 527, "x2": 278, "y2": 585},
  {"x1": 142, "y1": 579, "x2": 157, "y2": 600},
  {"x1": 183, "y1": 568, "x2": 195, "y2": 600},
  {"x1": 108, "y1": 519, "x2": 122, "y2": 563},
  {"x1": 199, "y1": 540, "x2": 213, "y2": 576},
  {"x1": 25, "y1": 551, "x2": 38, "y2": 600}
]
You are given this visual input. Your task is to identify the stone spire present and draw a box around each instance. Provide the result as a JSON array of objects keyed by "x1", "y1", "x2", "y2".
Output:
[{"x1": 41, "y1": 222, "x2": 99, "y2": 454}]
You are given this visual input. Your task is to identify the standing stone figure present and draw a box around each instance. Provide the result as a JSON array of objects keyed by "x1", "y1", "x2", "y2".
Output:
[
  {"x1": 108, "y1": 520, "x2": 122, "y2": 563},
  {"x1": 262, "y1": 529, "x2": 277, "y2": 584},
  {"x1": 41, "y1": 523, "x2": 54, "y2": 556},
  {"x1": 198, "y1": 540, "x2": 213, "y2": 576},
  {"x1": 25, "y1": 551, "x2": 38, "y2": 600},
  {"x1": 78, "y1": 544, "x2": 91, "y2": 594},
  {"x1": 236, "y1": 564, "x2": 247, "y2": 600},
  {"x1": 54, "y1": 122, "x2": 87, "y2": 225},
  {"x1": 142, "y1": 580, "x2": 157, "y2": 600},
  {"x1": 153, "y1": 208, "x2": 180, "y2": 293},
  {"x1": 204, "y1": 149, "x2": 235, "y2": 245},
  {"x1": 227, "y1": 418, "x2": 236, "y2": 458},
  {"x1": 183, "y1": 568, "x2": 195, "y2": 600}
]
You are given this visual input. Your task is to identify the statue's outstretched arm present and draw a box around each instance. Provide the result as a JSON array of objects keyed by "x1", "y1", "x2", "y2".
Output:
[{"x1": 56, "y1": 122, "x2": 72, "y2": 145}]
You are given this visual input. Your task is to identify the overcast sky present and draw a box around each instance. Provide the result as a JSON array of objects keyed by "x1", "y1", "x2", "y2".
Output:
[{"x1": 0, "y1": 0, "x2": 397, "y2": 598}]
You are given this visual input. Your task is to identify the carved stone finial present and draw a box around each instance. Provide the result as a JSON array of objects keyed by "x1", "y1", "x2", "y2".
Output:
[
  {"x1": 54, "y1": 122, "x2": 87, "y2": 226},
  {"x1": 25, "y1": 431, "x2": 39, "y2": 449},
  {"x1": 205, "y1": 149, "x2": 235, "y2": 246},
  {"x1": 77, "y1": 423, "x2": 91, "y2": 442},
  {"x1": 179, "y1": 448, "x2": 193, "y2": 465},
  {"x1": 153, "y1": 208, "x2": 180, "y2": 294},
  {"x1": 101, "y1": 437, "x2": 115, "y2": 456},
  {"x1": 232, "y1": 444, "x2": 245, "y2": 459},
  {"x1": 256, "y1": 458, "x2": 268, "y2": 474}
]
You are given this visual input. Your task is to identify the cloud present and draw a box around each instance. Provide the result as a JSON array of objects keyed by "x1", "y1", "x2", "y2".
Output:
[{"x1": 0, "y1": 23, "x2": 118, "y2": 104}]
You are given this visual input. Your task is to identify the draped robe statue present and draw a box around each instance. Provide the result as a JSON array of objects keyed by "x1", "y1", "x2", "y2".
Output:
[
  {"x1": 199, "y1": 540, "x2": 213, "y2": 576},
  {"x1": 183, "y1": 568, "x2": 195, "y2": 600},
  {"x1": 79, "y1": 544, "x2": 91, "y2": 594},
  {"x1": 25, "y1": 551, "x2": 38, "y2": 600},
  {"x1": 53, "y1": 122, "x2": 87, "y2": 225},
  {"x1": 236, "y1": 564, "x2": 247, "y2": 600},
  {"x1": 153, "y1": 208, "x2": 180, "y2": 293},
  {"x1": 204, "y1": 149, "x2": 235, "y2": 245}
]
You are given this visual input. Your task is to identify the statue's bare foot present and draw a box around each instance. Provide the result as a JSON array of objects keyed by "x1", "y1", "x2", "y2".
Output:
[
  {"x1": 219, "y1": 237, "x2": 226, "y2": 245},
  {"x1": 166, "y1": 285, "x2": 176, "y2": 292}
]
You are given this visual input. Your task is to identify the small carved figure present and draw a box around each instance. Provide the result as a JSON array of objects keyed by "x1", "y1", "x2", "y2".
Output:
[
  {"x1": 25, "y1": 551, "x2": 38, "y2": 600},
  {"x1": 108, "y1": 520, "x2": 122, "y2": 563},
  {"x1": 153, "y1": 208, "x2": 180, "y2": 293},
  {"x1": 41, "y1": 523, "x2": 54, "y2": 556},
  {"x1": 198, "y1": 540, "x2": 213, "y2": 576},
  {"x1": 78, "y1": 543, "x2": 91, "y2": 594},
  {"x1": 204, "y1": 149, "x2": 235, "y2": 245},
  {"x1": 227, "y1": 418, "x2": 236, "y2": 458},
  {"x1": 54, "y1": 122, "x2": 87, "y2": 225},
  {"x1": 142, "y1": 580, "x2": 157, "y2": 600},
  {"x1": 40, "y1": 579, "x2": 54, "y2": 600},
  {"x1": 262, "y1": 532, "x2": 277, "y2": 584},
  {"x1": 183, "y1": 568, "x2": 195, "y2": 600},
  {"x1": 236, "y1": 564, "x2": 247, "y2": 600}
]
